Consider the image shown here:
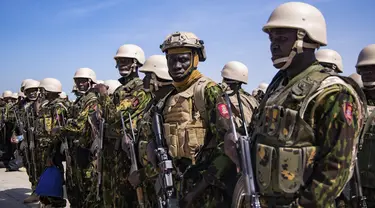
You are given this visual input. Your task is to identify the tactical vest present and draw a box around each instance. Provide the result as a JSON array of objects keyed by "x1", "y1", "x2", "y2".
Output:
[
  {"x1": 163, "y1": 76, "x2": 212, "y2": 164},
  {"x1": 358, "y1": 103, "x2": 375, "y2": 189},
  {"x1": 253, "y1": 64, "x2": 363, "y2": 197},
  {"x1": 113, "y1": 77, "x2": 143, "y2": 106}
]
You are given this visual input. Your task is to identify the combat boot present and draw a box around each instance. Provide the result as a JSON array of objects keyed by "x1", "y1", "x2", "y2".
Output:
[{"x1": 23, "y1": 192, "x2": 39, "y2": 203}]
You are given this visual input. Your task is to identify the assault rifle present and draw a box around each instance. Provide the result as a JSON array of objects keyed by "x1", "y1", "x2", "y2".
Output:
[
  {"x1": 351, "y1": 158, "x2": 367, "y2": 208},
  {"x1": 54, "y1": 109, "x2": 73, "y2": 177},
  {"x1": 223, "y1": 90, "x2": 261, "y2": 208},
  {"x1": 14, "y1": 107, "x2": 31, "y2": 174},
  {"x1": 151, "y1": 105, "x2": 177, "y2": 208},
  {"x1": 120, "y1": 112, "x2": 145, "y2": 208},
  {"x1": 25, "y1": 105, "x2": 38, "y2": 181}
]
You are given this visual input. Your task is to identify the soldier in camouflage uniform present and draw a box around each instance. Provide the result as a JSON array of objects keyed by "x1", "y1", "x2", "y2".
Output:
[
  {"x1": 0, "y1": 95, "x2": 6, "y2": 160},
  {"x1": 316, "y1": 49, "x2": 344, "y2": 74},
  {"x1": 21, "y1": 79, "x2": 41, "y2": 204},
  {"x1": 1, "y1": 90, "x2": 19, "y2": 171},
  {"x1": 252, "y1": 82, "x2": 268, "y2": 103},
  {"x1": 349, "y1": 73, "x2": 363, "y2": 89},
  {"x1": 356, "y1": 44, "x2": 375, "y2": 207},
  {"x1": 61, "y1": 67, "x2": 102, "y2": 208},
  {"x1": 34, "y1": 78, "x2": 67, "y2": 207},
  {"x1": 225, "y1": 2, "x2": 365, "y2": 207},
  {"x1": 126, "y1": 54, "x2": 175, "y2": 207},
  {"x1": 98, "y1": 44, "x2": 145, "y2": 207},
  {"x1": 146, "y1": 31, "x2": 237, "y2": 208},
  {"x1": 219, "y1": 61, "x2": 259, "y2": 132}
]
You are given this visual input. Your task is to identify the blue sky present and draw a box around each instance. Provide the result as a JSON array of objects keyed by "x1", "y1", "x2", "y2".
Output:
[{"x1": 1, "y1": 0, "x2": 374, "y2": 98}]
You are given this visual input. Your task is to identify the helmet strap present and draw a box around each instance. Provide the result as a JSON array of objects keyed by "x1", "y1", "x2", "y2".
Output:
[{"x1": 273, "y1": 30, "x2": 319, "y2": 70}]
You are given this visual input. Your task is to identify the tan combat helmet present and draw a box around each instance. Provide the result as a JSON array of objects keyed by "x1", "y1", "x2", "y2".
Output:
[
  {"x1": 139, "y1": 55, "x2": 173, "y2": 81},
  {"x1": 2, "y1": 90, "x2": 13, "y2": 98},
  {"x1": 263, "y1": 2, "x2": 327, "y2": 70},
  {"x1": 140, "y1": 55, "x2": 172, "y2": 91},
  {"x1": 96, "y1": 80, "x2": 104, "y2": 84},
  {"x1": 114, "y1": 44, "x2": 146, "y2": 65},
  {"x1": 18, "y1": 91, "x2": 26, "y2": 98},
  {"x1": 20, "y1": 79, "x2": 33, "y2": 92},
  {"x1": 316, "y1": 49, "x2": 344, "y2": 73},
  {"x1": 59, "y1": 92, "x2": 67, "y2": 99},
  {"x1": 221, "y1": 61, "x2": 249, "y2": 84},
  {"x1": 160, "y1": 31, "x2": 206, "y2": 62},
  {"x1": 11, "y1": 93, "x2": 18, "y2": 99},
  {"x1": 74, "y1": 68, "x2": 97, "y2": 83},
  {"x1": 356, "y1": 44, "x2": 375, "y2": 88},
  {"x1": 39, "y1": 78, "x2": 62, "y2": 93},
  {"x1": 24, "y1": 79, "x2": 40, "y2": 91},
  {"x1": 103, "y1": 80, "x2": 122, "y2": 95},
  {"x1": 349, "y1": 73, "x2": 363, "y2": 88},
  {"x1": 258, "y1": 82, "x2": 269, "y2": 93}
]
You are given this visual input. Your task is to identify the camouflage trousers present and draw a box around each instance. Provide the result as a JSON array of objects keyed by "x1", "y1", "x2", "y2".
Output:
[
  {"x1": 20, "y1": 140, "x2": 37, "y2": 190},
  {"x1": 34, "y1": 142, "x2": 66, "y2": 207},
  {"x1": 102, "y1": 141, "x2": 118, "y2": 208},
  {"x1": 112, "y1": 151, "x2": 137, "y2": 208},
  {"x1": 67, "y1": 150, "x2": 102, "y2": 208}
]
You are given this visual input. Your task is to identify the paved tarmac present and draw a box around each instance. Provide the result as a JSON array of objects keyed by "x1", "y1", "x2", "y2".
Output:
[{"x1": 0, "y1": 162, "x2": 70, "y2": 208}]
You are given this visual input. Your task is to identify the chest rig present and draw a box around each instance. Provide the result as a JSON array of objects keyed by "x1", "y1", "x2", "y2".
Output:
[
  {"x1": 162, "y1": 76, "x2": 211, "y2": 164},
  {"x1": 358, "y1": 102, "x2": 375, "y2": 189},
  {"x1": 253, "y1": 64, "x2": 362, "y2": 197}
]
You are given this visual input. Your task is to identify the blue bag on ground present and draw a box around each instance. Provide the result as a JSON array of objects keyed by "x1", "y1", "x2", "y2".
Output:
[{"x1": 35, "y1": 166, "x2": 63, "y2": 198}]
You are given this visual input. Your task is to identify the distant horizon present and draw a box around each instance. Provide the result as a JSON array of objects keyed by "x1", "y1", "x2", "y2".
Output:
[{"x1": 1, "y1": 0, "x2": 374, "y2": 98}]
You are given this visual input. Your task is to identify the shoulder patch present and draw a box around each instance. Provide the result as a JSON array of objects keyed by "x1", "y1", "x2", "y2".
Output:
[
  {"x1": 343, "y1": 102, "x2": 353, "y2": 125},
  {"x1": 217, "y1": 103, "x2": 230, "y2": 119}
]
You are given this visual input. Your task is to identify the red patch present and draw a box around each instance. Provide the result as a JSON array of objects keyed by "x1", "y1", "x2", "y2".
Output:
[
  {"x1": 217, "y1": 103, "x2": 230, "y2": 119},
  {"x1": 132, "y1": 98, "x2": 139, "y2": 107},
  {"x1": 343, "y1": 102, "x2": 353, "y2": 124}
]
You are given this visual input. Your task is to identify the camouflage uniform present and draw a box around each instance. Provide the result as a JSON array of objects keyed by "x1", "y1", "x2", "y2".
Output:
[
  {"x1": 63, "y1": 90, "x2": 101, "y2": 208},
  {"x1": 251, "y1": 63, "x2": 365, "y2": 207},
  {"x1": 101, "y1": 77, "x2": 147, "y2": 207},
  {"x1": 19, "y1": 100, "x2": 37, "y2": 190},
  {"x1": 2, "y1": 102, "x2": 17, "y2": 168},
  {"x1": 34, "y1": 98, "x2": 67, "y2": 207},
  {"x1": 358, "y1": 98, "x2": 375, "y2": 207},
  {"x1": 0, "y1": 102, "x2": 7, "y2": 159}
]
